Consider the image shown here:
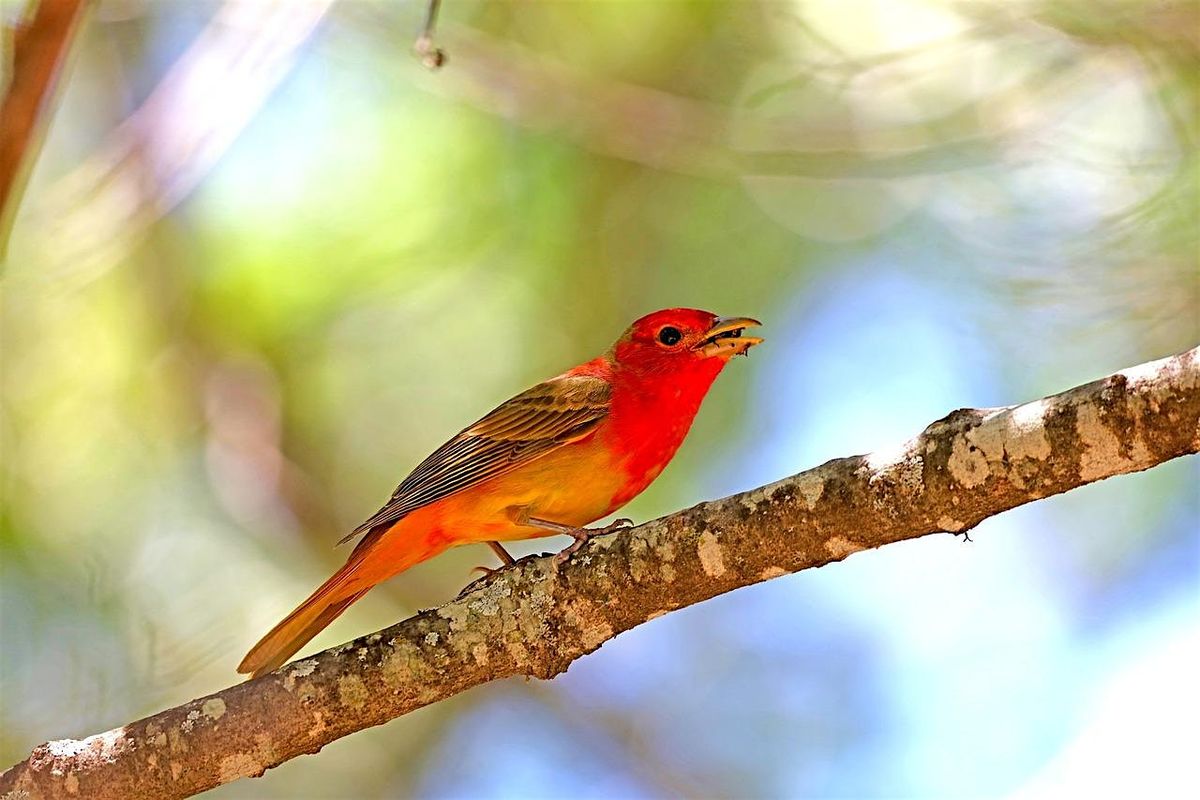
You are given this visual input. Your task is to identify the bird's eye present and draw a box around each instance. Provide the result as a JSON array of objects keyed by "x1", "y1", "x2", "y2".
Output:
[{"x1": 657, "y1": 326, "x2": 683, "y2": 346}]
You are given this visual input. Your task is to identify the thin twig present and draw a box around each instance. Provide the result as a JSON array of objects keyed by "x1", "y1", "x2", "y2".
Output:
[{"x1": 414, "y1": 0, "x2": 446, "y2": 69}]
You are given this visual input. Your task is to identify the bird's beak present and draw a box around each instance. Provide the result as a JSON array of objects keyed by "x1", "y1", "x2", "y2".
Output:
[{"x1": 693, "y1": 316, "x2": 764, "y2": 358}]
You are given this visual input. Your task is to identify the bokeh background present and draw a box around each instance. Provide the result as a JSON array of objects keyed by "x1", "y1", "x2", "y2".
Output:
[{"x1": 2, "y1": 1, "x2": 1198, "y2": 797}]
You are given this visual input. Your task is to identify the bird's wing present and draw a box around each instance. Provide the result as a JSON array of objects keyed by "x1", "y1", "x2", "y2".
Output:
[{"x1": 339, "y1": 372, "x2": 612, "y2": 543}]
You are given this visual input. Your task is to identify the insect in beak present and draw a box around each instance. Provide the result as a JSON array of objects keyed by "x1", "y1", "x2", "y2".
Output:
[{"x1": 693, "y1": 317, "x2": 764, "y2": 358}]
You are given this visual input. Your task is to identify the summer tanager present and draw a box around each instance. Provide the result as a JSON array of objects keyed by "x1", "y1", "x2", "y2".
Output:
[{"x1": 238, "y1": 308, "x2": 762, "y2": 677}]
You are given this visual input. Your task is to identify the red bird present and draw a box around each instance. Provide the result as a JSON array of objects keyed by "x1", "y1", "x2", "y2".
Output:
[{"x1": 239, "y1": 309, "x2": 763, "y2": 677}]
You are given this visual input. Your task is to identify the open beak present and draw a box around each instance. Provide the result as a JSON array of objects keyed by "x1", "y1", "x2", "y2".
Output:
[{"x1": 693, "y1": 316, "x2": 764, "y2": 358}]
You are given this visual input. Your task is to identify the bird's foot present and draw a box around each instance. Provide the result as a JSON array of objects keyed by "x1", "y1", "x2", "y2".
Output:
[
  {"x1": 458, "y1": 552, "x2": 544, "y2": 598},
  {"x1": 458, "y1": 567, "x2": 501, "y2": 598},
  {"x1": 553, "y1": 518, "x2": 634, "y2": 570},
  {"x1": 458, "y1": 541, "x2": 515, "y2": 597}
]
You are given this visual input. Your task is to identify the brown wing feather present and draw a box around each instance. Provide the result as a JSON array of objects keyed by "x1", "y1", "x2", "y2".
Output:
[{"x1": 337, "y1": 373, "x2": 611, "y2": 544}]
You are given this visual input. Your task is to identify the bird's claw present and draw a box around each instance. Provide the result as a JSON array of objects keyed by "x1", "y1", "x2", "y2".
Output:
[
  {"x1": 458, "y1": 566, "x2": 501, "y2": 598},
  {"x1": 553, "y1": 518, "x2": 635, "y2": 570},
  {"x1": 459, "y1": 552, "x2": 553, "y2": 597},
  {"x1": 458, "y1": 561, "x2": 517, "y2": 596}
]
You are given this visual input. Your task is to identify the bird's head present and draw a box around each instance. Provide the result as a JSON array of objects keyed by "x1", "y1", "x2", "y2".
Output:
[{"x1": 610, "y1": 308, "x2": 763, "y2": 376}]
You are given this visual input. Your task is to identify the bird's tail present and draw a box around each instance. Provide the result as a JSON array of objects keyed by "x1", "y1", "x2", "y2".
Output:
[{"x1": 237, "y1": 525, "x2": 442, "y2": 679}]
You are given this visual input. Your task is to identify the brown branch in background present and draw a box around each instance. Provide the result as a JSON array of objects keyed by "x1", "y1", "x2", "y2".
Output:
[
  {"x1": 414, "y1": 0, "x2": 446, "y2": 69},
  {"x1": 0, "y1": 0, "x2": 88, "y2": 260},
  {"x1": 10, "y1": 0, "x2": 333, "y2": 286},
  {"x1": 2, "y1": 346, "x2": 1197, "y2": 800}
]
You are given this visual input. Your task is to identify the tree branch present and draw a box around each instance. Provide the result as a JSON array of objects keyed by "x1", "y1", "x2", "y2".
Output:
[{"x1": 3, "y1": 347, "x2": 1197, "y2": 799}]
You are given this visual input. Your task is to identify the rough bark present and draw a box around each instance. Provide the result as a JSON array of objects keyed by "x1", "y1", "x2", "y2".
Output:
[{"x1": 3, "y1": 347, "x2": 1197, "y2": 800}]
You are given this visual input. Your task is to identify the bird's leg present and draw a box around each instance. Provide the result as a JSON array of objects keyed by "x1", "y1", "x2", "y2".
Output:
[
  {"x1": 460, "y1": 542, "x2": 521, "y2": 598},
  {"x1": 467, "y1": 541, "x2": 515, "y2": 580},
  {"x1": 468, "y1": 541, "x2": 517, "y2": 578},
  {"x1": 487, "y1": 540, "x2": 517, "y2": 566},
  {"x1": 525, "y1": 516, "x2": 635, "y2": 566}
]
